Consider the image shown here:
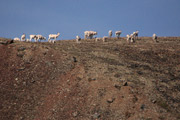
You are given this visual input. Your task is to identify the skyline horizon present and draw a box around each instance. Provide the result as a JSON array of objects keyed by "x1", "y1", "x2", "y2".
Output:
[{"x1": 0, "y1": 0, "x2": 180, "y2": 40}]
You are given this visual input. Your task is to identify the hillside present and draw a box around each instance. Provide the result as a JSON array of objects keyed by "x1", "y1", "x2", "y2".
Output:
[{"x1": 0, "y1": 37, "x2": 180, "y2": 120}]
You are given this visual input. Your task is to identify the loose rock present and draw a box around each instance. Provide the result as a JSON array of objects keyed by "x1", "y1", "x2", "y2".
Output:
[
  {"x1": 17, "y1": 53, "x2": 25, "y2": 58},
  {"x1": 17, "y1": 46, "x2": 26, "y2": 51},
  {"x1": 73, "y1": 56, "x2": 77, "y2": 62},
  {"x1": 0, "y1": 39, "x2": 14, "y2": 45},
  {"x1": 18, "y1": 67, "x2": 25, "y2": 71},
  {"x1": 72, "y1": 111, "x2": 78, "y2": 117},
  {"x1": 92, "y1": 113, "x2": 101, "y2": 119},
  {"x1": 140, "y1": 104, "x2": 145, "y2": 110},
  {"x1": 123, "y1": 81, "x2": 128, "y2": 86},
  {"x1": 114, "y1": 84, "x2": 121, "y2": 90},
  {"x1": 107, "y1": 98, "x2": 115, "y2": 103}
]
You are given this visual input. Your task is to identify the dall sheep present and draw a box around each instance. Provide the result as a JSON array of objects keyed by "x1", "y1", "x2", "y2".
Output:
[
  {"x1": 126, "y1": 35, "x2": 131, "y2": 43},
  {"x1": 30, "y1": 35, "x2": 37, "y2": 42},
  {"x1": 130, "y1": 34, "x2": 135, "y2": 43},
  {"x1": 36, "y1": 35, "x2": 46, "y2": 42},
  {"x1": 13, "y1": 37, "x2": 20, "y2": 41},
  {"x1": 126, "y1": 34, "x2": 135, "y2": 43},
  {"x1": 115, "y1": 31, "x2": 122, "y2": 39},
  {"x1": 109, "y1": 30, "x2": 112, "y2": 38},
  {"x1": 84, "y1": 31, "x2": 97, "y2": 39},
  {"x1": 21, "y1": 33, "x2": 26, "y2": 41},
  {"x1": 26, "y1": 39, "x2": 30, "y2": 42},
  {"x1": 103, "y1": 36, "x2": 108, "y2": 42},
  {"x1": 95, "y1": 38, "x2": 101, "y2": 42},
  {"x1": 48, "y1": 32, "x2": 60, "y2": 43},
  {"x1": 152, "y1": 33, "x2": 158, "y2": 42},
  {"x1": 133, "y1": 31, "x2": 139, "y2": 40},
  {"x1": 76, "y1": 36, "x2": 81, "y2": 43}
]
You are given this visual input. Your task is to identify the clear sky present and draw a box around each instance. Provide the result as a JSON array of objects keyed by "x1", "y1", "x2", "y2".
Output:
[{"x1": 0, "y1": 0, "x2": 180, "y2": 40}]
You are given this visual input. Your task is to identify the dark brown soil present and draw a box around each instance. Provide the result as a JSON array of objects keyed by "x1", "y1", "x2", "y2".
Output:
[{"x1": 0, "y1": 37, "x2": 180, "y2": 120}]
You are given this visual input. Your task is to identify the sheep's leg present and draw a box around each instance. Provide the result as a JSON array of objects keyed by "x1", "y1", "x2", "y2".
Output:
[{"x1": 48, "y1": 38, "x2": 50, "y2": 42}]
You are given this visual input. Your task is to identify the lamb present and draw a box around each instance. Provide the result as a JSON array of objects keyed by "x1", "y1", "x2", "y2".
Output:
[
  {"x1": 13, "y1": 37, "x2": 20, "y2": 41},
  {"x1": 76, "y1": 36, "x2": 81, "y2": 43},
  {"x1": 36, "y1": 35, "x2": 46, "y2": 42},
  {"x1": 95, "y1": 38, "x2": 101, "y2": 42},
  {"x1": 103, "y1": 36, "x2": 108, "y2": 42},
  {"x1": 21, "y1": 33, "x2": 26, "y2": 41},
  {"x1": 115, "y1": 31, "x2": 122, "y2": 39},
  {"x1": 152, "y1": 33, "x2": 157, "y2": 42},
  {"x1": 48, "y1": 32, "x2": 60, "y2": 43},
  {"x1": 26, "y1": 39, "x2": 30, "y2": 42},
  {"x1": 29, "y1": 35, "x2": 37, "y2": 42},
  {"x1": 109, "y1": 30, "x2": 112, "y2": 38},
  {"x1": 84, "y1": 31, "x2": 97, "y2": 39}
]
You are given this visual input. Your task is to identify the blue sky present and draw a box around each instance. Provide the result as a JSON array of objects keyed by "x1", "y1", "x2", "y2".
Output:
[{"x1": 0, "y1": 0, "x2": 180, "y2": 40}]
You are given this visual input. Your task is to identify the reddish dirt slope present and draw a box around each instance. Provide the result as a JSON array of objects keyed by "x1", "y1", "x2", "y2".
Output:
[{"x1": 0, "y1": 37, "x2": 180, "y2": 120}]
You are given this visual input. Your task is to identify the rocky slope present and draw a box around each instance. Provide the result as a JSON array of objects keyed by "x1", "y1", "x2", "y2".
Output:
[{"x1": 0, "y1": 37, "x2": 180, "y2": 120}]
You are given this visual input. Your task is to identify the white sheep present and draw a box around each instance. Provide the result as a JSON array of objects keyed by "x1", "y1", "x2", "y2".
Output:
[
  {"x1": 88, "y1": 31, "x2": 97, "y2": 39},
  {"x1": 36, "y1": 35, "x2": 46, "y2": 42},
  {"x1": 133, "y1": 31, "x2": 139, "y2": 40},
  {"x1": 48, "y1": 32, "x2": 60, "y2": 43},
  {"x1": 13, "y1": 37, "x2": 20, "y2": 41},
  {"x1": 152, "y1": 33, "x2": 157, "y2": 42},
  {"x1": 103, "y1": 36, "x2": 108, "y2": 42},
  {"x1": 115, "y1": 31, "x2": 122, "y2": 39},
  {"x1": 21, "y1": 33, "x2": 26, "y2": 41},
  {"x1": 109, "y1": 30, "x2": 112, "y2": 38},
  {"x1": 126, "y1": 34, "x2": 131, "y2": 43},
  {"x1": 26, "y1": 39, "x2": 30, "y2": 42},
  {"x1": 76, "y1": 36, "x2": 81, "y2": 43},
  {"x1": 130, "y1": 34, "x2": 135, "y2": 43},
  {"x1": 29, "y1": 35, "x2": 37, "y2": 42},
  {"x1": 95, "y1": 38, "x2": 101, "y2": 42},
  {"x1": 84, "y1": 31, "x2": 97, "y2": 39}
]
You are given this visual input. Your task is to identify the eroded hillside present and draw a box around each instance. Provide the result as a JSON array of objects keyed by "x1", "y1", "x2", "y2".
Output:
[{"x1": 0, "y1": 37, "x2": 180, "y2": 120}]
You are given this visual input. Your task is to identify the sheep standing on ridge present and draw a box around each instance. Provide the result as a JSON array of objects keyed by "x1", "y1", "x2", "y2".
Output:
[
  {"x1": 26, "y1": 39, "x2": 30, "y2": 42},
  {"x1": 84, "y1": 31, "x2": 89, "y2": 39},
  {"x1": 152, "y1": 33, "x2": 158, "y2": 42},
  {"x1": 109, "y1": 30, "x2": 112, "y2": 38},
  {"x1": 48, "y1": 32, "x2": 60, "y2": 43},
  {"x1": 76, "y1": 36, "x2": 81, "y2": 43},
  {"x1": 126, "y1": 34, "x2": 135, "y2": 43},
  {"x1": 95, "y1": 38, "x2": 101, "y2": 42},
  {"x1": 84, "y1": 31, "x2": 97, "y2": 39},
  {"x1": 21, "y1": 33, "x2": 26, "y2": 41},
  {"x1": 115, "y1": 31, "x2": 122, "y2": 39},
  {"x1": 30, "y1": 35, "x2": 37, "y2": 42},
  {"x1": 103, "y1": 36, "x2": 108, "y2": 42},
  {"x1": 36, "y1": 35, "x2": 46, "y2": 42},
  {"x1": 133, "y1": 31, "x2": 139, "y2": 40},
  {"x1": 126, "y1": 34, "x2": 131, "y2": 43},
  {"x1": 130, "y1": 34, "x2": 135, "y2": 43},
  {"x1": 14, "y1": 37, "x2": 20, "y2": 41}
]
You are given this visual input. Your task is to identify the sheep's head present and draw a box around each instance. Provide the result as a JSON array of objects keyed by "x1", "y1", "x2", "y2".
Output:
[{"x1": 93, "y1": 32, "x2": 97, "y2": 35}]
